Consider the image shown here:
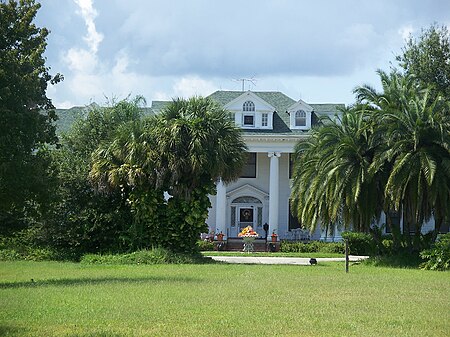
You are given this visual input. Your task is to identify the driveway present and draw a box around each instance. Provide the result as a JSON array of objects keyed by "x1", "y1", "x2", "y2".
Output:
[{"x1": 206, "y1": 255, "x2": 369, "y2": 265}]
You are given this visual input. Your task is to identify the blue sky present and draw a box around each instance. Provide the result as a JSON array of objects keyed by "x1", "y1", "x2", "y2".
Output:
[{"x1": 36, "y1": 0, "x2": 450, "y2": 108}]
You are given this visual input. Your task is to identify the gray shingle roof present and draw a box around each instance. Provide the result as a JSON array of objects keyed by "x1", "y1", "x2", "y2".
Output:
[
  {"x1": 149, "y1": 90, "x2": 345, "y2": 136},
  {"x1": 310, "y1": 103, "x2": 345, "y2": 114},
  {"x1": 150, "y1": 101, "x2": 171, "y2": 113},
  {"x1": 207, "y1": 91, "x2": 343, "y2": 135},
  {"x1": 55, "y1": 91, "x2": 344, "y2": 135}
]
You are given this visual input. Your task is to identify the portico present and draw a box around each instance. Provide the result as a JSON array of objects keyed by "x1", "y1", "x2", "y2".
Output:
[{"x1": 214, "y1": 149, "x2": 289, "y2": 239}]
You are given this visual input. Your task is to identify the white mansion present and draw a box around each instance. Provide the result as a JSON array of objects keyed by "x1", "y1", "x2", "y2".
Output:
[
  {"x1": 57, "y1": 90, "x2": 446, "y2": 240},
  {"x1": 152, "y1": 90, "x2": 345, "y2": 240}
]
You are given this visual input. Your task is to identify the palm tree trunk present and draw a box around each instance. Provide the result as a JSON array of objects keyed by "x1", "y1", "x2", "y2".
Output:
[
  {"x1": 402, "y1": 206, "x2": 413, "y2": 251},
  {"x1": 413, "y1": 224, "x2": 422, "y2": 252},
  {"x1": 387, "y1": 210, "x2": 402, "y2": 253},
  {"x1": 432, "y1": 215, "x2": 443, "y2": 243}
]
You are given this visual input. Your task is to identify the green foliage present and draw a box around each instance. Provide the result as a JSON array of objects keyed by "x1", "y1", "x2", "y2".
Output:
[
  {"x1": 125, "y1": 189, "x2": 165, "y2": 250},
  {"x1": 292, "y1": 69, "x2": 450, "y2": 254},
  {"x1": 291, "y1": 27, "x2": 450, "y2": 256},
  {"x1": 43, "y1": 99, "x2": 145, "y2": 256},
  {"x1": 162, "y1": 188, "x2": 210, "y2": 253},
  {"x1": 291, "y1": 108, "x2": 384, "y2": 234},
  {"x1": 342, "y1": 232, "x2": 376, "y2": 256},
  {"x1": 153, "y1": 97, "x2": 247, "y2": 194},
  {"x1": 420, "y1": 233, "x2": 450, "y2": 271},
  {"x1": 280, "y1": 241, "x2": 345, "y2": 254},
  {"x1": 381, "y1": 238, "x2": 394, "y2": 252},
  {"x1": 197, "y1": 240, "x2": 214, "y2": 251},
  {"x1": 363, "y1": 253, "x2": 423, "y2": 269},
  {"x1": 0, "y1": 0, "x2": 62, "y2": 228},
  {"x1": 90, "y1": 96, "x2": 246, "y2": 254},
  {"x1": 396, "y1": 24, "x2": 450, "y2": 100},
  {"x1": 0, "y1": 228, "x2": 57, "y2": 261},
  {"x1": 80, "y1": 248, "x2": 210, "y2": 265}
]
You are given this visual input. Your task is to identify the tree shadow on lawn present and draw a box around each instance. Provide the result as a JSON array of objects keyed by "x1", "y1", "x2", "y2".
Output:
[
  {"x1": 0, "y1": 275, "x2": 201, "y2": 289},
  {"x1": 0, "y1": 325, "x2": 27, "y2": 336}
]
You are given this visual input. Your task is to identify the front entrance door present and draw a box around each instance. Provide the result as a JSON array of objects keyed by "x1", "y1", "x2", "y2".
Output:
[
  {"x1": 230, "y1": 196, "x2": 264, "y2": 237},
  {"x1": 238, "y1": 207, "x2": 254, "y2": 233}
]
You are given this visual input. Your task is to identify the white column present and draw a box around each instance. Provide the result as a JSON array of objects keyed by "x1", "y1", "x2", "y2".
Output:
[
  {"x1": 215, "y1": 179, "x2": 227, "y2": 236},
  {"x1": 268, "y1": 152, "x2": 281, "y2": 236}
]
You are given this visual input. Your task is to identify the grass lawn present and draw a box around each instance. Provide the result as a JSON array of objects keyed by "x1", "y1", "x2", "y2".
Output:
[
  {"x1": 0, "y1": 261, "x2": 449, "y2": 336},
  {"x1": 201, "y1": 251, "x2": 344, "y2": 258}
]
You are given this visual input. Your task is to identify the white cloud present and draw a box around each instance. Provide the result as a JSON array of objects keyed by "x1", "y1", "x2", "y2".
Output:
[
  {"x1": 398, "y1": 25, "x2": 414, "y2": 41},
  {"x1": 65, "y1": 47, "x2": 98, "y2": 73},
  {"x1": 39, "y1": 0, "x2": 450, "y2": 107},
  {"x1": 56, "y1": 100, "x2": 76, "y2": 109},
  {"x1": 61, "y1": 0, "x2": 105, "y2": 104},
  {"x1": 64, "y1": 0, "x2": 102, "y2": 74},
  {"x1": 74, "y1": 0, "x2": 103, "y2": 53},
  {"x1": 112, "y1": 50, "x2": 131, "y2": 75}
]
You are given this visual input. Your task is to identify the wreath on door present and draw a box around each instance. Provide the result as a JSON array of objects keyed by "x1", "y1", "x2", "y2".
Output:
[{"x1": 242, "y1": 209, "x2": 252, "y2": 220}]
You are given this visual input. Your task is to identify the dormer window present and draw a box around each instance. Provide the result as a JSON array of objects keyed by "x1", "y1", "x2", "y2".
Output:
[
  {"x1": 288, "y1": 102, "x2": 312, "y2": 130},
  {"x1": 224, "y1": 93, "x2": 275, "y2": 129},
  {"x1": 295, "y1": 110, "x2": 306, "y2": 127},
  {"x1": 243, "y1": 101, "x2": 255, "y2": 111}
]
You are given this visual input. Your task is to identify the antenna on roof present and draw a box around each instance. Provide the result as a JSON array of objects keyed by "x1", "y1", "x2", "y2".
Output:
[{"x1": 233, "y1": 77, "x2": 257, "y2": 92}]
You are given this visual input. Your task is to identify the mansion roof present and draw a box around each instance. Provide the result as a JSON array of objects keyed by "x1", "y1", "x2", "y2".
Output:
[
  {"x1": 152, "y1": 90, "x2": 344, "y2": 136},
  {"x1": 54, "y1": 91, "x2": 344, "y2": 136}
]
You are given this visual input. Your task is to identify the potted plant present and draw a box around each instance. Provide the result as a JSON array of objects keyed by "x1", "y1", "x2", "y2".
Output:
[{"x1": 271, "y1": 231, "x2": 278, "y2": 242}]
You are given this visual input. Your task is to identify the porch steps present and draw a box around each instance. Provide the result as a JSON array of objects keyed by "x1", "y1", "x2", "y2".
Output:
[{"x1": 215, "y1": 238, "x2": 280, "y2": 252}]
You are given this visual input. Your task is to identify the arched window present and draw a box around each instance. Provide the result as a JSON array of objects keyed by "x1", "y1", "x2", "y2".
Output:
[
  {"x1": 243, "y1": 101, "x2": 255, "y2": 111},
  {"x1": 295, "y1": 110, "x2": 306, "y2": 126},
  {"x1": 232, "y1": 196, "x2": 262, "y2": 204}
]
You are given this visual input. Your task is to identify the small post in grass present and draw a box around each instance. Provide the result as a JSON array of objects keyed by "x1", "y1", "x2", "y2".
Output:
[{"x1": 345, "y1": 239, "x2": 349, "y2": 273}]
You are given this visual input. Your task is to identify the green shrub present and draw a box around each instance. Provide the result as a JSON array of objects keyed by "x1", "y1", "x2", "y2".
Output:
[
  {"x1": 0, "y1": 247, "x2": 57, "y2": 261},
  {"x1": 420, "y1": 233, "x2": 450, "y2": 271},
  {"x1": 197, "y1": 240, "x2": 214, "y2": 251},
  {"x1": 280, "y1": 241, "x2": 313, "y2": 253},
  {"x1": 363, "y1": 253, "x2": 423, "y2": 269},
  {"x1": 382, "y1": 239, "x2": 394, "y2": 253},
  {"x1": 0, "y1": 249, "x2": 21, "y2": 261},
  {"x1": 0, "y1": 229, "x2": 59, "y2": 261},
  {"x1": 280, "y1": 241, "x2": 344, "y2": 254},
  {"x1": 81, "y1": 247, "x2": 213, "y2": 265},
  {"x1": 341, "y1": 232, "x2": 375, "y2": 255},
  {"x1": 320, "y1": 242, "x2": 345, "y2": 254}
]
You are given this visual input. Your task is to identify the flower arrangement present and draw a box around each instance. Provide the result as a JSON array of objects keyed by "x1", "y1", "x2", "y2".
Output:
[{"x1": 238, "y1": 226, "x2": 259, "y2": 238}]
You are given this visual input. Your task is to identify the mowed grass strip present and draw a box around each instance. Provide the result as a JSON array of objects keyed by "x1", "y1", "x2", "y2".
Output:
[{"x1": 0, "y1": 261, "x2": 449, "y2": 337}]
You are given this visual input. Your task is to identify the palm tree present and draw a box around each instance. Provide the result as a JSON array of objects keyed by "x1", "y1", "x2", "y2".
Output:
[
  {"x1": 91, "y1": 96, "x2": 247, "y2": 253},
  {"x1": 150, "y1": 97, "x2": 247, "y2": 252},
  {"x1": 291, "y1": 107, "x2": 384, "y2": 235},
  {"x1": 354, "y1": 70, "x2": 450, "y2": 249},
  {"x1": 90, "y1": 119, "x2": 162, "y2": 249},
  {"x1": 90, "y1": 121, "x2": 151, "y2": 191},
  {"x1": 152, "y1": 96, "x2": 247, "y2": 199}
]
